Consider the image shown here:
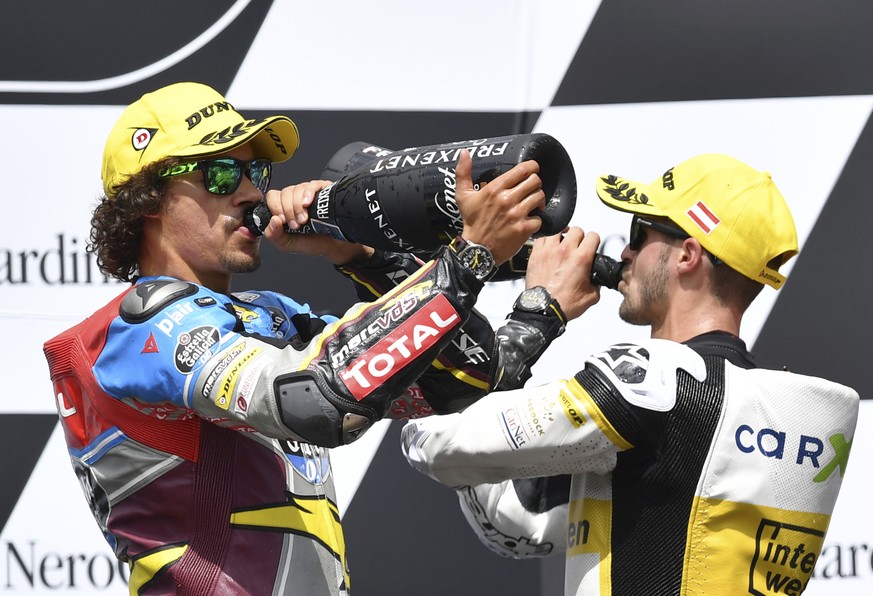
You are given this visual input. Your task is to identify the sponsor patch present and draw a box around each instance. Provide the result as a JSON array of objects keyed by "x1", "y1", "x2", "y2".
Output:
[
  {"x1": 499, "y1": 393, "x2": 558, "y2": 449},
  {"x1": 214, "y1": 347, "x2": 263, "y2": 410},
  {"x1": 233, "y1": 357, "x2": 267, "y2": 415},
  {"x1": 202, "y1": 343, "x2": 248, "y2": 398},
  {"x1": 155, "y1": 300, "x2": 195, "y2": 337},
  {"x1": 451, "y1": 327, "x2": 490, "y2": 365},
  {"x1": 389, "y1": 384, "x2": 435, "y2": 419},
  {"x1": 340, "y1": 293, "x2": 460, "y2": 400},
  {"x1": 498, "y1": 407, "x2": 530, "y2": 449},
  {"x1": 141, "y1": 333, "x2": 159, "y2": 354},
  {"x1": 232, "y1": 291, "x2": 261, "y2": 303},
  {"x1": 131, "y1": 128, "x2": 155, "y2": 151},
  {"x1": 330, "y1": 292, "x2": 420, "y2": 368},
  {"x1": 282, "y1": 440, "x2": 331, "y2": 485},
  {"x1": 174, "y1": 326, "x2": 220, "y2": 374},
  {"x1": 686, "y1": 200, "x2": 721, "y2": 234},
  {"x1": 559, "y1": 389, "x2": 587, "y2": 428},
  {"x1": 195, "y1": 296, "x2": 217, "y2": 307},
  {"x1": 232, "y1": 304, "x2": 260, "y2": 323},
  {"x1": 750, "y1": 520, "x2": 825, "y2": 594},
  {"x1": 267, "y1": 307, "x2": 289, "y2": 336}
]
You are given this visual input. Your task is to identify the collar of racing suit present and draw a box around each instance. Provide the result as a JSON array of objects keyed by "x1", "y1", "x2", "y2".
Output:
[{"x1": 683, "y1": 330, "x2": 756, "y2": 370}]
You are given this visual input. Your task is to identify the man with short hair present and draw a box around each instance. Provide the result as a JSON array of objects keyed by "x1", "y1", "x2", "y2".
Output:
[
  {"x1": 402, "y1": 154, "x2": 860, "y2": 595},
  {"x1": 43, "y1": 81, "x2": 547, "y2": 595}
]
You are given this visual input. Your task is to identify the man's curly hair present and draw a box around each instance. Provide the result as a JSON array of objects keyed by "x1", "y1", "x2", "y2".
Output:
[{"x1": 89, "y1": 157, "x2": 181, "y2": 282}]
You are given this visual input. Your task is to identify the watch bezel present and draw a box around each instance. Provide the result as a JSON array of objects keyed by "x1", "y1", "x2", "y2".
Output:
[
  {"x1": 515, "y1": 286, "x2": 552, "y2": 313},
  {"x1": 456, "y1": 240, "x2": 495, "y2": 281}
]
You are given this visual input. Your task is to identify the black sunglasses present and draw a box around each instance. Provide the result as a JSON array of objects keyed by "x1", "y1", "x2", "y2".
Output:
[
  {"x1": 629, "y1": 215, "x2": 690, "y2": 250},
  {"x1": 159, "y1": 157, "x2": 272, "y2": 195},
  {"x1": 629, "y1": 215, "x2": 722, "y2": 265}
]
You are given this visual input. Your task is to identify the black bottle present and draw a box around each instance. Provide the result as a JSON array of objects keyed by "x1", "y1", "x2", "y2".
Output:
[{"x1": 245, "y1": 133, "x2": 576, "y2": 252}]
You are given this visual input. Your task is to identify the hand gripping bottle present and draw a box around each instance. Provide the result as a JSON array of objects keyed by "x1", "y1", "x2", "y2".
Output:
[
  {"x1": 244, "y1": 134, "x2": 623, "y2": 287},
  {"x1": 245, "y1": 133, "x2": 576, "y2": 252}
]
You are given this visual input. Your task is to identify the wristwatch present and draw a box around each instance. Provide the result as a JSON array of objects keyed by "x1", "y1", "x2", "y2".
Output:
[
  {"x1": 513, "y1": 286, "x2": 567, "y2": 325},
  {"x1": 450, "y1": 236, "x2": 496, "y2": 282}
]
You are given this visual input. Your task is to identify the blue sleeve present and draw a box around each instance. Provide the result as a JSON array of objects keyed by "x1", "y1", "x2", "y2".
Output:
[{"x1": 93, "y1": 285, "x2": 241, "y2": 409}]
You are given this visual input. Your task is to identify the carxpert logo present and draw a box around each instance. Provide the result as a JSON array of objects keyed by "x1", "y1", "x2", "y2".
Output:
[{"x1": 734, "y1": 425, "x2": 853, "y2": 484}]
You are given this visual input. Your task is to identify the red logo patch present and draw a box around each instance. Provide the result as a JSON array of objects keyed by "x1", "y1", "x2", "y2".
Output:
[
  {"x1": 131, "y1": 128, "x2": 153, "y2": 151},
  {"x1": 141, "y1": 333, "x2": 159, "y2": 354},
  {"x1": 341, "y1": 294, "x2": 460, "y2": 400},
  {"x1": 686, "y1": 200, "x2": 721, "y2": 234}
]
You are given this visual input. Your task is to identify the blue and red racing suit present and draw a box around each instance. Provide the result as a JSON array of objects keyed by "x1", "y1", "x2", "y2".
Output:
[{"x1": 43, "y1": 247, "x2": 556, "y2": 595}]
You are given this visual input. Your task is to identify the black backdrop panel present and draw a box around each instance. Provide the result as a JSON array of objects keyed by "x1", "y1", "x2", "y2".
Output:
[
  {"x1": 554, "y1": 0, "x2": 873, "y2": 105},
  {"x1": 0, "y1": 0, "x2": 275, "y2": 105}
]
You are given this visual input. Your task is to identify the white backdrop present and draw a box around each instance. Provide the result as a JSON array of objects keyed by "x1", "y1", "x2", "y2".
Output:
[{"x1": 0, "y1": 1, "x2": 869, "y2": 593}]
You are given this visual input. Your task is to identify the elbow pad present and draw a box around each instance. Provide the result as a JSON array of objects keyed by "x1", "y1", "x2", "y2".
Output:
[
  {"x1": 267, "y1": 246, "x2": 483, "y2": 447},
  {"x1": 274, "y1": 371, "x2": 371, "y2": 448}
]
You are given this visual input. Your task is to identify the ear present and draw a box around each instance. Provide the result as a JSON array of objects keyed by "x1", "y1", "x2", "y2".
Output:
[{"x1": 676, "y1": 238, "x2": 707, "y2": 275}]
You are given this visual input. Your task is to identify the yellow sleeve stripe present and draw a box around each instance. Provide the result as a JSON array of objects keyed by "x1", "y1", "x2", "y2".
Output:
[
  {"x1": 565, "y1": 378, "x2": 634, "y2": 451},
  {"x1": 430, "y1": 357, "x2": 490, "y2": 390},
  {"x1": 341, "y1": 271, "x2": 381, "y2": 298}
]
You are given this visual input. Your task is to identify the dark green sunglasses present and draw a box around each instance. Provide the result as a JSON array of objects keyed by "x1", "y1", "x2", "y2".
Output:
[{"x1": 159, "y1": 157, "x2": 272, "y2": 195}]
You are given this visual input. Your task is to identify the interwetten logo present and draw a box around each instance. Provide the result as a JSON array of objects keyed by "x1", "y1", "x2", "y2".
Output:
[{"x1": 750, "y1": 520, "x2": 824, "y2": 595}]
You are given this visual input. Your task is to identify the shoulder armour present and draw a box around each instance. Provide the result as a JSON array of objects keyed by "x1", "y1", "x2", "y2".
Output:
[
  {"x1": 585, "y1": 339, "x2": 707, "y2": 411},
  {"x1": 119, "y1": 280, "x2": 199, "y2": 323}
]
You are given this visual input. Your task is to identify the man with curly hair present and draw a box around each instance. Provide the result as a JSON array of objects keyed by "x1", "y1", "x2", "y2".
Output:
[{"x1": 43, "y1": 81, "x2": 548, "y2": 595}]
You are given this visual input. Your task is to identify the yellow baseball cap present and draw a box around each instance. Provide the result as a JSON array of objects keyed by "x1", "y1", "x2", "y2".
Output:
[
  {"x1": 101, "y1": 82, "x2": 300, "y2": 194},
  {"x1": 596, "y1": 154, "x2": 799, "y2": 289}
]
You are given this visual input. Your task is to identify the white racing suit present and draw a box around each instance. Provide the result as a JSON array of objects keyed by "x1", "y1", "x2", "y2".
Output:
[
  {"x1": 403, "y1": 331, "x2": 860, "y2": 595},
  {"x1": 43, "y1": 246, "x2": 531, "y2": 596}
]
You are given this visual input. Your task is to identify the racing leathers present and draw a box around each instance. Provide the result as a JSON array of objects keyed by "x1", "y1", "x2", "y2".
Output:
[
  {"x1": 402, "y1": 331, "x2": 860, "y2": 595},
  {"x1": 42, "y1": 245, "x2": 550, "y2": 596}
]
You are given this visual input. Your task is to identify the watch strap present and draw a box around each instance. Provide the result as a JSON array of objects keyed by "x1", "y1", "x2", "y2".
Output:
[
  {"x1": 513, "y1": 286, "x2": 567, "y2": 327},
  {"x1": 449, "y1": 235, "x2": 496, "y2": 282},
  {"x1": 448, "y1": 235, "x2": 468, "y2": 254}
]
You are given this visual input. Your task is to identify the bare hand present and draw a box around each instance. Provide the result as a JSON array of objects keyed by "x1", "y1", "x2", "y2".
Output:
[
  {"x1": 456, "y1": 150, "x2": 545, "y2": 265},
  {"x1": 525, "y1": 227, "x2": 601, "y2": 321},
  {"x1": 263, "y1": 181, "x2": 374, "y2": 265}
]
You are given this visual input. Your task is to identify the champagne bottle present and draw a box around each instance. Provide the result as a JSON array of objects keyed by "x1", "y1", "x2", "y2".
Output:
[
  {"x1": 245, "y1": 133, "x2": 577, "y2": 253},
  {"x1": 319, "y1": 139, "x2": 624, "y2": 289}
]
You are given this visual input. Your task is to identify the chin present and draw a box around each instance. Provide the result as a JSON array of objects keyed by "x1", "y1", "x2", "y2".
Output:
[
  {"x1": 222, "y1": 253, "x2": 261, "y2": 274},
  {"x1": 617, "y1": 300, "x2": 641, "y2": 326}
]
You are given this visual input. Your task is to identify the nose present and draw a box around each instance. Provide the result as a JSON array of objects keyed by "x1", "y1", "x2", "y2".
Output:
[
  {"x1": 620, "y1": 242, "x2": 635, "y2": 262},
  {"x1": 233, "y1": 175, "x2": 264, "y2": 207}
]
